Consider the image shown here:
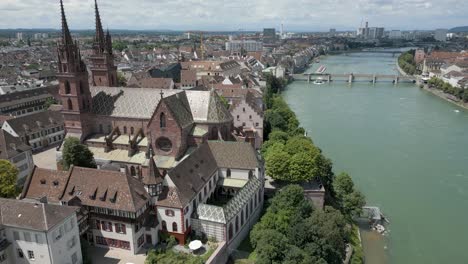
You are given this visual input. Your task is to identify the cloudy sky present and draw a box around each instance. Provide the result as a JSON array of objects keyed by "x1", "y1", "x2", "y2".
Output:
[{"x1": 0, "y1": 0, "x2": 467, "y2": 31}]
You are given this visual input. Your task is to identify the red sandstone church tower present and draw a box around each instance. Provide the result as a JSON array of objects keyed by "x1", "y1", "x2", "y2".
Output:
[
  {"x1": 89, "y1": 0, "x2": 118, "y2": 87},
  {"x1": 57, "y1": 0, "x2": 93, "y2": 140}
]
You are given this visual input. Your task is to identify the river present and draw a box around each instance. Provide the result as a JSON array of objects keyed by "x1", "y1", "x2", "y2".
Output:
[{"x1": 283, "y1": 52, "x2": 468, "y2": 264}]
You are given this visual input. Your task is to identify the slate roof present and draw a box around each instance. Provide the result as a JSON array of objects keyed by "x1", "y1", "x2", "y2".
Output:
[
  {"x1": 161, "y1": 92, "x2": 193, "y2": 129},
  {"x1": 0, "y1": 129, "x2": 31, "y2": 160},
  {"x1": 0, "y1": 198, "x2": 78, "y2": 231},
  {"x1": 186, "y1": 90, "x2": 233, "y2": 124},
  {"x1": 162, "y1": 143, "x2": 218, "y2": 207},
  {"x1": 90, "y1": 87, "x2": 231, "y2": 124},
  {"x1": 5, "y1": 110, "x2": 63, "y2": 136},
  {"x1": 90, "y1": 87, "x2": 179, "y2": 119},
  {"x1": 207, "y1": 141, "x2": 259, "y2": 170}
]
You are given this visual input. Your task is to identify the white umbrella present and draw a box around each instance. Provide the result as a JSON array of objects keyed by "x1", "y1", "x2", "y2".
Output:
[{"x1": 189, "y1": 240, "x2": 203, "y2": 251}]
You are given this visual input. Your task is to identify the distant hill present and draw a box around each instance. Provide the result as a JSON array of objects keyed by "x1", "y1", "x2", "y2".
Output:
[{"x1": 449, "y1": 26, "x2": 468, "y2": 33}]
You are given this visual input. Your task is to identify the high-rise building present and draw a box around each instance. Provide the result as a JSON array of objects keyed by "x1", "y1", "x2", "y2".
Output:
[
  {"x1": 16, "y1": 32, "x2": 24, "y2": 41},
  {"x1": 225, "y1": 40, "x2": 263, "y2": 52},
  {"x1": 330, "y1": 28, "x2": 336, "y2": 37},
  {"x1": 434, "y1": 29, "x2": 448, "y2": 42},
  {"x1": 389, "y1": 30, "x2": 402, "y2": 39}
]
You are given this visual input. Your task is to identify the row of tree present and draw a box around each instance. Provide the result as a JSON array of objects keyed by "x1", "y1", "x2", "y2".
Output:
[
  {"x1": 398, "y1": 50, "x2": 420, "y2": 75},
  {"x1": 428, "y1": 77, "x2": 468, "y2": 102},
  {"x1": 250, "y1": 185, "x2": 349, "y2": 264},
  {"x1": 253, "y1": 74, "x2": 365, "y2": 263}
]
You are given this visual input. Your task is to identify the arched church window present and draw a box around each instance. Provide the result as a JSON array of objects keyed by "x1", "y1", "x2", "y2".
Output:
[
  {"x1": 79, "y1": 81, "x2": 84, "y2": 94},
  {"x1": 123, "y1": 126, "x2": 127, "y2": 134},
  {"x1": 226, "y1": 169, "x2": 231, "y2": 178},
  {"x1": 67, "y1": 99, "x2": 73, "y2": 110},
  {"x1": 172, "y1": 222, "x2": 178, "y2": 232},
  {"x1": 161, "y1": 221, "x2": 167, "y2": 231},
  {"x1": 160, "y1": 112, "x2": 166, "y2": 128},
  {"x1": 65, "y1": 80, "x2": 71, "y2": 94}
]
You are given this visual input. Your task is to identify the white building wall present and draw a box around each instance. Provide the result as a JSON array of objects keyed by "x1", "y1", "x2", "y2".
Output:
[
  {"x1": 6, "y1": 228, "x2": 51, "y2": 264},
  {"x1": 91, "y1": 216, "x2": 144, "y2": 255},
  {"x1": 48, "y1": 214, "x2": 82, "y2": 264},
  {"x1": 10, "y1": 151, "x2": 34, "y2": 186}
]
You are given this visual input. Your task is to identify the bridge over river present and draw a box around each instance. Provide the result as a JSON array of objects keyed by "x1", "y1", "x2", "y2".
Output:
[{"x1": 292, "y1": 72, "x2": 417, "y2": 84}]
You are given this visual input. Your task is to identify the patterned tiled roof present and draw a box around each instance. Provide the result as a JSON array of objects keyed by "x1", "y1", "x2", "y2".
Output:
[
  {"x1": 90, "y1": 87, "x2": 232, "y2": 124},
  {"x1": 185, "y1": 90, "x2": 233, "y2": 124},
  {"x1": 90, "y1": 87, "x2": 179, "y2": 119},
  {"x1": 196, "y1": 177, "x2": 262, "y2": 223}
]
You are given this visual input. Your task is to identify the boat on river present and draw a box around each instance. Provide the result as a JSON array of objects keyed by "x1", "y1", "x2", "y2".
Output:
[{"x1": 313, "y1": 77, "x2": 324, "y2": 85}]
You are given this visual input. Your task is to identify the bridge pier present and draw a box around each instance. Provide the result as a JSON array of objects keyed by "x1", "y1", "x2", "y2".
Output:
[
  {"x1": 394, "y1": 76, "x2": 399, "y2": 84},
  {"x1": 307, "y1": 74, "x2": 311, "y2": 83},
  {"x1": 326, "y1": 74, "x2": 331, "y2": 82},
  {"x1": 348, "y1": 74, "x2": 354, "y2": 83},
  {"x1": 372, "y1": 74, "x2": 376, "y2": 84}
]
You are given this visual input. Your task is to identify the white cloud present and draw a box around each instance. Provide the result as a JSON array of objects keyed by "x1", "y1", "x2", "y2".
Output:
[{"x1": 0, "y1": 0, "x2": 466, "y2": 31}]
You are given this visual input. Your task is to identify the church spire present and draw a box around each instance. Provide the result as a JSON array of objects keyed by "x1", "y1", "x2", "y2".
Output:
[
  {"x1": 94, "y1": 0, "x2": 106, "y2": 54},
  {"x1": 60, "y1": 0, "x2": 73, "y2": 45},
  {"x1": 106, "y1": 28, "x2": 113, "y2": 55}
]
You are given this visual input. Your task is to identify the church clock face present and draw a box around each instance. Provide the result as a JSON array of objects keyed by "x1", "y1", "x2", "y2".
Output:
[{"x1": 156, "y1": 137, "x2": 172, "y2": 152}]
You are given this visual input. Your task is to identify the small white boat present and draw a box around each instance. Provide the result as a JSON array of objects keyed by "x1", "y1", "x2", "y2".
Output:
[
  {"x1": 454, "y1": 110, "x2": 460, "y2": 113},
  {"x1": 314, "y1": 77, "x2": 324, "y2": 85}
]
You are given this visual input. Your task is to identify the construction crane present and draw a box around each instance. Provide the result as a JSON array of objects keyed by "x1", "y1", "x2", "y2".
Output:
[{"x1": 186, "y1": 31, "x2": 205, "y2": 60}]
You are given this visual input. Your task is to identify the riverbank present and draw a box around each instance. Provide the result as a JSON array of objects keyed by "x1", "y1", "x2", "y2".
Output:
[{"x1": 422, "y1": 86, "x2": 468, "y2": 110}]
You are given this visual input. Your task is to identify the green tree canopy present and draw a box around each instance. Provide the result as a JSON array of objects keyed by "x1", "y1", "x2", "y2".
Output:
[
  {"x1": 0, "y1": 160, "x2": 18, "y2": 198},
  {"x1": 284, "y1": 135, "x2": 319, "y2": 157},
  {"x1": 265, "y1": 149, "x2": 290, "y2": 181},
  {"x1": 62, "y1": 137, "x2": 96, "y2": 170},
  {"x1": 334, "y1": 173, "x2": 366, "y2": 219},
  {"x1": 289, "y1": 152, "x2": 316, "y2": 182}
]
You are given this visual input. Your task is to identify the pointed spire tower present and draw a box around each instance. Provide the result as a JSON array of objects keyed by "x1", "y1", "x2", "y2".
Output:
[
  {"x1": 57, "y1": 0, "x2": 94, "y2": 141},
  {"x1": 90, "y1": 0, "x2": 118, "y2": 87}
]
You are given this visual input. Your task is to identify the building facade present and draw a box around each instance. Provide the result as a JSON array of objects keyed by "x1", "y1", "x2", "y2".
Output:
[
  {"x1": 2, "y1": 110, "x2": 65, "y2": 151},
  {"x1": 0, "y1": 198, "x2": 82, "y2": 264},
  {"x1": 0, "y1": 130, "x2": 34, "y2": 185}
]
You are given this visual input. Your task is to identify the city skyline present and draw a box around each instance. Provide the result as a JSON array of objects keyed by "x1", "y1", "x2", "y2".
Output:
[{"x1": 0, "y1": 0, "x2": 467, "y2": 32}]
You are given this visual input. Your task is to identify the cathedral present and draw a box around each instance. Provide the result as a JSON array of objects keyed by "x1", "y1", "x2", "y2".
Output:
[
  {"x1": 37, "y1": 0, "x2": 265, "y2": 252},
  {"x1": 56, "y1": 0, "x2": 233, "y2": 173}
]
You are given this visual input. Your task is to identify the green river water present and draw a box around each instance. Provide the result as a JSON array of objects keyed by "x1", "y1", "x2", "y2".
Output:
[{"x1": 283, "y1": 52, "x2": 468, "y2": 264}]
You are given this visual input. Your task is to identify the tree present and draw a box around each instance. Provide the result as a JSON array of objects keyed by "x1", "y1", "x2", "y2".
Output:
[
  {"x1": 44, "y1": 97, "x2": 58, "y2": 110},
  {"x1": 265, "y1": 150, "x2": 290, "y2": 181},
  {"x1": 265, "y1": 110, "x2": 288, "y2": 131},
  {"x1": 268, "y1": 130, "x2": 289, "y2": 144},
  {"x1": 0, "y1": 160, "x2": 18, "y2": 198},
  {"x1": 312, "y1": 154, "x2": 334, "y2": 190},
  {"x1": 255, "y1": 229, "x2": 289, "y2": 264},
  {"x1": 289, "y1": 152, "x2": 316, "y2": 182},
  {"x1": 284, "y1": 135, "x2": 319, "y2": 157},
  {"x1": 334, "y1": 173, "x2": 366, "y2": 219},
  {"x1": 62, "y1": 137, "x2": 96, "y2": 170},
  {"x1": 117, "y1": 72, "x2": 127, "y2": 87}
]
